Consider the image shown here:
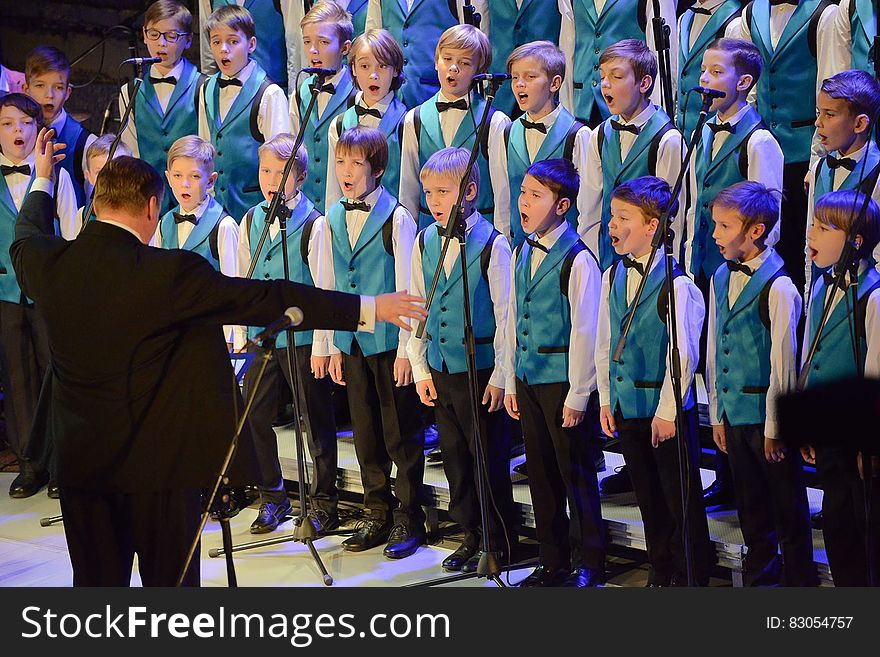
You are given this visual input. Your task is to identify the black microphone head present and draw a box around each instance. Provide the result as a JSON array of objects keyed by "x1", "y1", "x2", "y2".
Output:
[
  {"x1": 690, "y1": 85, "x2": 726, "y2": 99},
  {"x1": 473, "y1": 73, "x2": 513, "y2": 81},
  {"x1": 301, "y1": 66, "x2": 337, "y2": 77}
]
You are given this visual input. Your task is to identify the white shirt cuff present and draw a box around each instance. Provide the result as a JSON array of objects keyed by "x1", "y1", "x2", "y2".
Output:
[
  {"x1": 33, "y1": 177, "x2": 54, "y2": 196},
  {"x1": 358, "y1": 295, "x2": 375, "y2": 332}
]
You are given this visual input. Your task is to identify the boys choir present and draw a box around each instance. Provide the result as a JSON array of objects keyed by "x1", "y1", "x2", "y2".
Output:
[{"x1": 3, "y1": 0, "x2": 880, "y2": 588}]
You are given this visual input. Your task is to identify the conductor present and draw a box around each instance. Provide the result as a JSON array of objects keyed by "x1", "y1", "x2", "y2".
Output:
[{"x1": 10, "y1": 129, "x2": 428, "y2": 586}]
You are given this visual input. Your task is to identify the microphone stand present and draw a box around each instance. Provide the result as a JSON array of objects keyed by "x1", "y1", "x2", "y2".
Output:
[
  {"x1": 650, "y1": 0, "x2": 675, "y2": 121},
  {"x1": 462, "y1": 2, "x2": 482, "y2": 29},
  {"x1": 612, "y1": 90, "x2": 715, "y2": 587},
  {"x1": 208, "y1": 68, "x2": 338, "y2": 586},
  {"x1": 414, "y1": 79, "x2": 508, "y2": 587}
]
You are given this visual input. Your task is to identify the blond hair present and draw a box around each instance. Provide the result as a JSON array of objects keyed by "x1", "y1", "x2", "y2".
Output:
[
  {"x1": 86, "y1": 134, "x2": 131, "y2": 171},
  {"x1": 144, "y1": 0, "x2": 192, "y2": 33},
  {"x1": 167, "y1": 135, "x2": 215, "y2": 170},
  {"x1": 301, "y1": 1, "x2": 354, "y2": 45},
  {"x1": 506, "y1": 40, "x2": 566, "y2": 81},
  {"x1": 419, "y1": 147, "x2": 480, "y2": 192},
  {"x1": 259, "y1": 133, "x2": 309, "y2": 177},
  {"x1": 599, "y1": 39, "x2": 658, "y2": 98},
  {"x1": 435, "y1": 24, "x2": 492, "y2": 75},
  {"x1": 204, "y1": 4, "x2": 255, "y2": 40}
]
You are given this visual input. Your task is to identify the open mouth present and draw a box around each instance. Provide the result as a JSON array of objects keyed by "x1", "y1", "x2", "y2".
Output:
[
  {"x1": 42, "y1": 104, "x2": 55, "y2": 114},
  {"x1": 342, "y1": 181, "x2": 354, "y2": 193},
  {"x1": 809, "y1": 247, "x2": 818, "y2": 259},
  {"x1": 610, "y1": 235, "x2": 620, "y2": 245},
  {"x1": 311, "y1": 59, "x2": 324, "y2": 67},
  {"x1": 446, "y1": 75, "x2": 457, "y2": 86},
  {"x1": 520, "y1": 211, "x2": 529, "y2": 224},
  {"x1": 220, "y1": 58, "x2": 231, "y2": 67},
  {"x1": 13, "y1": 138, "x2": 24, "y2": 147},
  {"x1": 368, "y1": 84, "x2": 381, "y2": 94},
  {"x1": 517, "y1": 92, "x2": 529, "y2": 104},
  {"x1": 181, "y1": 192, "x2": 191, "y2": 201},
  {"x1": 603, "y1": 94, "x2": 614, "y2": 106}
]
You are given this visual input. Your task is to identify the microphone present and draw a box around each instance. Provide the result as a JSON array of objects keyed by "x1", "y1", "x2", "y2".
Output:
[
  {"x1": 690, "y1": 86, "x2": 726, "y2": 99},
  {"x1": 122, "y1": 56, "x2": 162, "y2": 65},
  {"x1": 301, "y1": 66, "x2": 337, "y2": 76},
  {"x1": 248, "y1": 307, "x2": 305, "y2": 346},
  {"x1": 472, "y1": 73, "x2": 513, "y2": 82}
]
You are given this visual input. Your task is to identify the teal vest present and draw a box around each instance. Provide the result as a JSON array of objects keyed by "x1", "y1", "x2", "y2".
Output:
[
  {"x1": 598, "y1": 106, "x2": 675, "y2": 269},
  {"x1": 506, "y1": 109, "x2": 582, "y2": 248},
  {"x1": 572, "y1": 0, "x2": 646, "y2": 122},
  {"x1": 749, "y1": 0, "x2": 823, "y2": 163},
  {"x1": 691, "y1": 107, "x2": 765, "y2": 278},
  {"x1": 421, "y1": 216, "x2": 498, "y2": 374},
  {"x1": 296, "y1": 68, "x2": 355, "y2": 213},
  {"x1": 245, "y1": 197, "x2": 320, "y2": 348},
  {"x1": 380, "y1": 0, "x2": 458, "y2": 108},
  {"x1": 608, "y1": 258, "x2": 695, "y2": 418},
  {"x1": 850, "y1": 0, "x2": 876, "y2": 73},
  {"x1": 415, "y1": 92, "x2": 496, "y2": 231},
  {"x1": 55, "y1": 113, "x2": 90, "y2": 207},
  {"x1": 134, "y1": 59, "x2": 202, "y2": 214},
  {"x1": 514, "y1": 226, "x2": 585, "y2": 385},
  {"x1": 0, "y1": 171, "x2": 36, "y2": 303},
  {"x1": 347, "y1": 0, "x2": 369, "y2": 36},
  {"x1": 813, "y1": 141, "x2": 880, "y2": 201},
  {"x1": 212, "y1": 0, "x2": 286, "y2": 89},
  {"x1": 712, "y1": 250, "x2": 785, "y2": 426},
  {"x1": 334, "y1": 96, "x2": 407, "y2": 203},
  {"x1": 805, "y1": 266, "x2": 880, "y2": 387},
  {"x1": 677, "y1": 0, "x2": 742, "y2": 141},
  {"x1": 159, "y1": 195, "x2": 226, "y2": 271},
  {"x1": 205, "y1": 62, "x2": 270, "y2": 221},
  {"x1": 328, "y1": 187, "x2": 404, "y2": 355},
  {"x1": 488, "y1": 0, "x2": 562, "y2": 115}
]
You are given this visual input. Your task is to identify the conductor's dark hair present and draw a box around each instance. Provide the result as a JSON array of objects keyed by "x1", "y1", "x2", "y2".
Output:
[{"x1": 93, "y1": 156, "x2": 165, "y2": 216}]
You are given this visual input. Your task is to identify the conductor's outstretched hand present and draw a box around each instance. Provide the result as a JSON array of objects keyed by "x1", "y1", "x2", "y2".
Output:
[
  {"x1": 375, "y1": 290, "x2": 428, "y2": 330},
  {"x1": 34, "y1": 128, "x2": 66, "y2": 181}
]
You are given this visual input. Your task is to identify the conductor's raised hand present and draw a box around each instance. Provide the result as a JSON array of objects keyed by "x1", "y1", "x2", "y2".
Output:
[
  {"x1": 34, "y1": 128, "x2": 66, "y2": 181},
  {"x1": 375, "y1": 290, "x2": 428, "y2": 330}
]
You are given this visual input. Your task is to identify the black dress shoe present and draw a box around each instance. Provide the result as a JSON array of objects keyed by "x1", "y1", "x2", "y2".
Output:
[
  {"x1": 442, "y1": 531, "x2": 480, "y2": 571},
  {"x1": 383, "y1": 523, "x2": 426, "y2": 559},
  {"x1": 342, "y1": 518, "x2": 392, "y2": 552},
  {"x1": 461, "y1": 549, "x2": 508, "y2": 573},
  {"x1": 562, "y1": 567, "x2": 605, "y2": 587},
  {"x1": 516, "y1": 564, "x2": 570, "y2": 587},
  {"x1": 307, "y1": 508, "x2": 340, "y2": 535},
  {"x1": 47, "y1": 482, "x2": 60, "y2": 499},
  {"x1": 249, "y1": 499, "x2": 292, "y2": 534},
  {"x1": 599, "y1": 465, "x2": 633, "y2": 495},
  {"x1": 9, "y1": 470, "x2": 49, "y2": 499},
  {"x1": 702, "y1": 479, "x2": 735, "y2": 508}
]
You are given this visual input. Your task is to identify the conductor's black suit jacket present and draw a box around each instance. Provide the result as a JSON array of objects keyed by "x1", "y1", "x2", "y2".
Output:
[{"x1": 10, "y1": 190, "x2": 360, "y2": 493}]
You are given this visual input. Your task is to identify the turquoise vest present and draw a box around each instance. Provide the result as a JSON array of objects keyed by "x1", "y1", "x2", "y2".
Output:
[
  {"x1": 347, "y1": 0, "x2": 369, "y2": 36},
  {"x1": 488, "y1": 0, "x2": 562, "y2": 115},
  {"x1": 677, "y1": 0, "x2": 742, "y2": 141},
  {"x1": 246, "y1": 197, "x2": 319, "y2": 348},
  {"x1": 296, "y1": 68, "x2": 355, "y2": 213},
  {"x1": 0, "y1": 171, "x2": 36, "y2": 303},
  {"x1": 381, "y1": 0, "x2": 457, "y2": 108},
  {"x1": 415, "y1": 92, "x2": 495, "y2": 231},
  {"x1": 750, "y1": 0, "x2": 823, "y2": 163},
  {"x1": 598, "y1": 106, "x2": 675, "y2": 270},
  {"x1": 691, "y1": 107, "x2": 765, "y2": 278},
  {"x1": 850, "y1": 0, "x2": 876, "y2": 73},
  {"x1": 55, "y1": 113, "x2": 89, "y2": 207},
  {"x1": 205, "y1": 62, "x2": 269, "y2": 221},
  {"x1": 158, "y1": 195, "x2": 226, "y2": 271},
  {"x1": 813, "y1": 141, "x2": 880, "y2": 201},
  {"x1": 712, "y1": 250, "x2": 785, "y2": 426},
  {"x1": 328, "y1": 187, "x2": 404, "y2": 355},
  {"x1": 421, "y1": 216, "x2": 498, "y2": 373},
  {"x1": 514, "y1": 226, "x2": 584, "y2": 385},
  {"x1": 335, "y1": 96, "x2": 407, "y2": 203},
  {"x1": 608, "y1": 258, "x2": 695, "y2": 418},
  {"x1": 134, "y1": 59, "x2": 202, "y2": 214},
  {"x1": 805, "y1": 266, "x2": 880, "y2": 387},
  {"x1": 506, "y1": 109, "x2": 581, "y2": 248},
  {"x1": 572, "y1": 0, "x2": 646, "y2": 122},
  {"x1": 212, "y1": 0, "x2": 286, "y2": 89}
]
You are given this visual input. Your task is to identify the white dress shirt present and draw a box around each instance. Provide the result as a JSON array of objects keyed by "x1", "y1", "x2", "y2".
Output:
[
  {"x1": 313, "y1": 185, "x2": 416, "y2": 357},
  {"x1": 705, "y1": 248, "x2": 801, "y2": 439},
  {"x1": 828, "y1": 0, "x2": 869, "y2": 76},
  {"x1": 407, "y1": 212, "x2": 511, "y2": 388},
  {"x1": 119, "y1": 58, "x2": 187, "y2": 158},
  {"x1": 1, "y1": 152, "x2": 80, "y2": 239},
  {"x1": 596, "y1": 250, "x2": 705, "y2": 421}
]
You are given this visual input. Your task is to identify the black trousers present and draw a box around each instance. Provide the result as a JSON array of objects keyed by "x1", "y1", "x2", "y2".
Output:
[
  {"x1": 60, "y1": 487, "x2": 201, "y2": 586},
  {"x1": 517, "y1": 378, "x2": 606, "y2": 571},
  {"x1": 816, "y1": 445, "x2": 880, "y2": 586},
  {"x1": 244, "y1": 343, "x2": 338, "y2": 511},
  {"x1": 0, "y1": 301, "x2": 51, "y2": 473},
  {"x1": 615, "y1": 406, "x2": 715, "y2": 585},
  {"x1": 777, "y1": 161, "x2": 810, "y2": 295},
  {"x1": 432, "y1": 366, "x2": 515, "y2": 549},
  {"x1": 725, "y1": 422, "x2": 817, "y2": 586},
  {"x1": 343, "y1": 344, "x2": 425, "y2": 528}
]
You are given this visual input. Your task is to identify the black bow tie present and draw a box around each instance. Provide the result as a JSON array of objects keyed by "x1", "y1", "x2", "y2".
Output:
[
  {"x1": 726, "y1": 260, "x2": 753, "y2": 276},
  {"x1": 354, "y1": 104, "x2": 382, "y2": 119},
  {"x1": 436, "y1": 98, "x2": 468, "y2": 112},
  {"x1": 521, "y1": 118, "x2": 548, "y2": 134},
  {"x1": 526, "y1": 237, "x2": 549, "y2": 253},
  {"x1": 149, "y1": 75, "x2": 177, "y2": 85},
  {"x1": 691, "y1": 6, "x2": 712, "y2": 15},
  {"x1": 708, "y1": 121, "x2": 735, "y2": 136},
  {"x1": 217, "y1": 77, "x2": 242, "y2": 89},
  {"x1": 826, "y1": 154, "x2": 857, "y2": 171},
  {"x1": 1, "y1": 164, "x2": 30, "y2": 176},
  {"x1": 173, "y1": 212, "x2": 197, "y2": 225},
  {"x1": 769, "y1": 0, "x2": 798, "y2": 6},
  {"x1": 610, "y1": 119, "x2": 640, "y2": 135},
  {"x1": 823, "y1": 270, "x2": 851, "y2": 291},
  {"x1": 314, "y1": 82, "x2": 335, "y2": 95},
  {"x1": 622, "y1": 256, "x2": 645, "y2": 276},
  {"x1": 341, "y1": 199, "x2": 370, "y2": 212}
]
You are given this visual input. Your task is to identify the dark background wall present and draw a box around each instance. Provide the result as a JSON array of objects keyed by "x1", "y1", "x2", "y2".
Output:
[{"x1": 0, "y1": 0, "x2": 201, "y2": 136}]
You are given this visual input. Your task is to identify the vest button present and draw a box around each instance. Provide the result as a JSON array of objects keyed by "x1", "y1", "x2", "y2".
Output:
[
  {"x1": 816, "y1": 346, "x2": 821, "y2": 352},
  {"x1": 525, "y1": 297, "x2": 531, "y2": 303},
  {"x1": 349, "y1": 266, "x2": 355, "y2": 272},
  {"x1": 592, "y1": 80, "x2": 598, "y2": 87},
  {"x1": 440, "y1": 322, "x2": 446, "y2": 327},
  {"x1": 723, "y1": 349, "x2": 729, "y2": 355},
  {"x1": 594, "y1": 48, "x2": 600, "y2": 54},
  {"x1": 724, "y1": 330, "x2": 729, "y2": 336},
  {"x1": 682, "y1": 69, "x2": 688, "y2": 77},
  {"x1": 771, "y1": 104, "x2": 777, "y2": 110},
  {"x1": 315, "y1": 156, "x2": 321, "y2": 163},
  {"x1": 404, "y1": 40, "x2": 409, "y2": 46},
  {"x1": 524, "y1": 313, "x2": 529, "y2": 319},
  {"x1": 595, "y1": 32, "x2": 601, "y2": 38},
  {"x1": 404, "y1": 58, "x2": 408, "y2": 64},
  {"x1": 723, "y1": 368, "x2": 728, "y2": 374},
  {"x1": 315, "y1": 135, "x2": 321, "y2": 143},
  {"x1": 350, "y1": 282, "x2": 356, "y2": 288},
  {"x1": 441, "y1": 307, "x2": 447, "y2": 312},
  {"x1": 523, "y1": 330, "x2": 528, "y2": 336},
  {"x1": 266, "y1": 255, "x2": 271, "y2": 261},
  {"x1": 722, "y1": 387, "x2": 728, "y2": 393},
  {"x1": 618, "y1": 359, "x2": 624, "y2": 365},
  {"x1": 593, "y1": 64, "x2": 598, "y2": 70},
  {"x1": 616, "y1": 376, "x2": 623, "y2": 382},
  {"x1": 771, "y1": 122, "x2": 778, "y2": 128},
  {"x1": 814, "y1": 365, "x2": 819, "y2": 371},
  {"x1": 521, "y1": 346, "x2": 527, "y2": 352},
  {"x1": 264, "y1": 273, "x2": 270, "y2": 279},
  {"x1": 440, "y1": 338, "x2": 446, "y2": 343}
]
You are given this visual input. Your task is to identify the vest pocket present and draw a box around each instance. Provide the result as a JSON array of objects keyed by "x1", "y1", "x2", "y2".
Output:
[
  {"x1": 790, "y1": 119, "x2": 815, "y2": 129},
  {"x1": 741, "y1": 385, "x2": 770, "y2": 394},
  {"x1": 633, "y1": 380, "x2": 663, "y2": 389},
  {"x1": 537, "y1": 346, "x2": 569, "y2": 354}
]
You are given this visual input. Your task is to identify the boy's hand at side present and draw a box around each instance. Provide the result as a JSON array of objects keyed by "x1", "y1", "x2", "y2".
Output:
[
  {"x1": 329, "y1": 353, "x2": 345, "y2": 385},
  {"x1": 416, "y1": 378, "x2": 438, "y2": 407},
  {"x1": 482, "y1": 385, "x2": 504, "y2": 412},
  {"x1": 800, "y1": 445, "x2": 816, "y2": 465},
  {"x1": 311, "y1": 355, "x2": 330, "y2": 379},
  {"x1": 651, "y1": 416, "x2": 676, "y2": 447},
  {"x1": 764, "y1": 436, "x2": 787, "y2": 463},
  {"x1": 504, "y1": 394, "x2": 520, "y2": 421},
  {"x1": 712, "y1": 424, "x2": 727, "y2": 454},
  {"x1": 562, "y1": 405, "x2": 585, "y2": 428},
  {"x1": 393, "y1": 357, "x2": 412, "y2": 387},
  {"x1": 599, "y1": 405, "x2": 616, "y2": 437}
]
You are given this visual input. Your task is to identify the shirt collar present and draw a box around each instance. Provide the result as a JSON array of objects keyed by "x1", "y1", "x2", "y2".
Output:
[
  {"x1": 356, "y1": 90, "x2": 394, "y2": 113},
  {"x1": 50, "y1": 109, "x2": 68, "y2": 133},
  {"x1": 0, "y1": 151, "x2": 35, "y2": 168},
  {"x1": 526, "y1": 104, "x2": 561, "y2": 128},
  {"x1": 837, "y1": 141, "x2": 869, "y2": 162},
  {"x1": 98, "y1": 219, "x2": 145, "y2": 242},
  {"x1": 621, "y1": 103, "x2": 656, "y2": 129},
  {"x1": 222, "y1": 59, "x2": 255, "y2": 85},
  {"x1": 692, "y1": 0, "x2": 726, "y2": 12},
  {"x1": 178, "y1": 195, "x2": 211, "y2": 219},
  {"x1": 149, "y1": 58, "x2": 185, "y2": 80},
  {"x1": 531, "y1": 220, "x2": 568, "y2": 252},
  {"x1": 437, "y1": 89, "x2": 470, "y2": 108},
  {"x1": 740, "y1": 246, "x2": 772, "y2": 272},
  {"x1": 630, "y1": 249, "x2": 662, "y2": 274},
  {"x1": 717, "y1": 102, "x2": 752, "y2": 127},
  {"x1": 344, "y1": 184, "x2": 383, "y2": 208}
]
